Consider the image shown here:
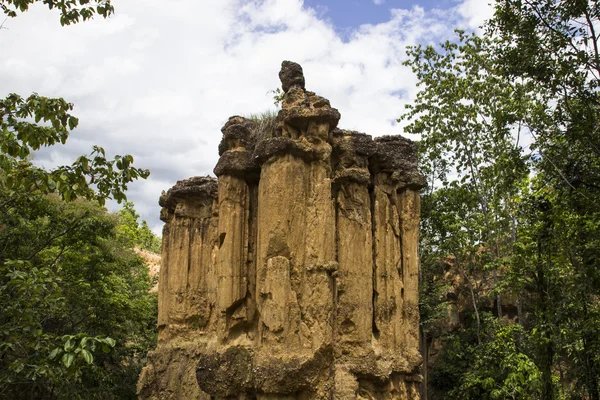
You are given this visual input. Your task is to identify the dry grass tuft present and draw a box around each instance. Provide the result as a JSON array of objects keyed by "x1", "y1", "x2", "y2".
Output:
[{"x1": 246, "y1": 110, "x2": 278, "y2": 142}]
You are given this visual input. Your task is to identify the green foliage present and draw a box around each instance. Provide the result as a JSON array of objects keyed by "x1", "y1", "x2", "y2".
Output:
[
  {"x1": 489, "y1": 0, "x2": 600, "y2": 208},
  {"x1": 403, "y1": 30, "x2": 530, "y2": 350},
  {"x1": 0, "y1": 91, "x2": 155, "y2": 399},
  {"x1": 431, "y1": 316, "x2": 542, "y2": 400},
  {"x1": 0, "y1": 196, "x2": 157, "y2": 399},
  {"x1": 401, "y1": 30, "x2": 530, "y2": 271},
  {"x1": 267, "y1": 88, "x2": 284, "y2": 107},
  {"x1": 401, "y1": 31, "x2": 531, "y2": 189},
  {"x1": 1, "y1": 93, "x2": 150, "y2": 206},
  {"x1": 116, "y1": 202, "x2": 161, "y2": 253},
  {"x1": 457, "y1": 320, "x2": 542, "y2": 400},
  {"x1": 1, "y1": 0, "x2": 113, "y2": 25},
  {"x1": 0, "y1": 2, "x2": 157, "y2": 398},
  {"x1": 406, "y1": 2, "x2": 600, "y2": 398}
]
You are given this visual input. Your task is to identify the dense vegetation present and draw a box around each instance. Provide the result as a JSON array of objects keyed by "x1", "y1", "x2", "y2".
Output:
[
  {"x1": 405, "y1": 1, "x2": 600, "y2": 399},
  {"x1": 116, "y1": 202, "x2": 162, "y2": 254},
  {"x1": 0, "y1": 196, "x2": 159, "y2": 399},
  {"x1": 3, "y1": 0, "x2": 599, "y2": 399},
  {"x1": 1, "y1": 1, "x2": 160, "y2": 398}
]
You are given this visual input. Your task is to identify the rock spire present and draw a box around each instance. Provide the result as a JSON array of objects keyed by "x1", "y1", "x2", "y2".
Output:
[{"x1": 138, "y1": 61, "x2": 426, "y2": 399}]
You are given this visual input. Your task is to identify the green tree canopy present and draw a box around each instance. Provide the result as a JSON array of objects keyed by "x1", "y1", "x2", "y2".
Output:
[
  {"x1": 0, "y1": 1, "x2": 158, "y2": 398},
  {"x1": 0, "y1": 195, "x2": 158, "y2": 399},
  {"x1": 116, "y1": 202, "x2": 162, "y2": 254},
  {"x1": 405, "y1": 1, "x2": 600, "y2": 398}
]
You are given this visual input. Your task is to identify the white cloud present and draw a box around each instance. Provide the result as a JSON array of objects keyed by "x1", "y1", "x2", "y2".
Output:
[
  {"x1": 457, "y1": 0, "x2": 495, "y2": 32},
  {"x1": 133, "y1": 94, "x2": 195, "y2": 118},
  {"x1": 0, "y1": 0, "x2": 486, "y2": 234},
  {"x1": 373, "y1": 0, "x2": 386, "y2": 5}
]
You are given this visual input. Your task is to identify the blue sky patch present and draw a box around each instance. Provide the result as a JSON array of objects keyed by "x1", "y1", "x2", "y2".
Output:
[
  {"x1": 303, "y1": 0, "x2": 456, "y2": 32},
  {"x1": 390, "y1": 89, "x2": 408, "y2": 99}
]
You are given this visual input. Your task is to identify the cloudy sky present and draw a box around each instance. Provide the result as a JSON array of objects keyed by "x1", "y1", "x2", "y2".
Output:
[{"x1": 1, "y1": 0, "x2": 494, "y2": 235}]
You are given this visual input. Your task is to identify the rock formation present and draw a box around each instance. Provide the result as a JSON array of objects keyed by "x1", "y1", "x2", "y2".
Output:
[{"x1": 137, "y1": 61, "x2": 426, "y2": 399}]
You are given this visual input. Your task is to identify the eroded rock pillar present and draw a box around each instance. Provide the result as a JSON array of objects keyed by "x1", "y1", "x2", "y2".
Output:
[
  {"x1": 370, "y1": 136, "x2": 426, "y2": 368},
  {"x1": 331, "y1": 130, "x2": 375, "y2": 353},
  {"x1": 251, "y1": 77, "x2": 341, "y2": 397},
  {"x1": 138, "y1": 61, "x2": 426, "y2": 400},
  {"x1": 157, "y1": 177, "x2": 218, "y2": 336},
  {"x1": 213, "y1": 116, "x2": 260, "y2": 340},
  {"x1": 398, "y1": 188, "x2": 421, "y2": 359},
  {"x1": 138, "y1": 177, "x2": 218, "y2": 400}
]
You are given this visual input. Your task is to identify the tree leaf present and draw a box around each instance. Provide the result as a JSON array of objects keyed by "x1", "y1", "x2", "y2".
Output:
[{"x1": 81, "y1": 349, "x2": 93, "y2": 365}]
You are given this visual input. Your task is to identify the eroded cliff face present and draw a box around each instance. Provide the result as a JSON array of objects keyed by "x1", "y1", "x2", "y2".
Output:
[{"x1": 137, "y1": 61, "x2": 426, "y2": 400}]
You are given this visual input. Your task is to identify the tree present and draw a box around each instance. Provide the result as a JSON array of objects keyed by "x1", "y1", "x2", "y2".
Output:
[
  {"x1": 116, "y1": 202, "x2": 162, "y2": 254},
  {"x1": 0, "y1": 93, "x2": 149, "y2": 206},
  {"x1": 401, "y1": 31, "x2": 540, "y2": 398},
  {"x1": 0, "y1": 195, "x2": 157, "y2": 399},
  {"x1": 401, "y1": 29, "x2": 531, "y2": 331},
  {"x1": 404, "y1": 2, "x2": 600, "y2": 398},
  {"x1": 0, "y1": 1, "x2": 158, "y2": 398},
  {"x1": 488, "y1": 2, "x2": 600, "y2": 398},
  {"x1": 429, "y1": 315, "x2": 542, "y2": 400}
]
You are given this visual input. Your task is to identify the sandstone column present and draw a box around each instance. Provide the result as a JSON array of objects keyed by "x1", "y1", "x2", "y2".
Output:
[
  {"x1": 331, "y1": 130, "x2": 375, "y2": 354},
  {"x1": 138, "y1": 177, "x2": 218, "y2": 400},
  {"x1": 213, "y1": 116, "x2": 260, "y2": 340},
  {"x1": 370, "y1": 136, "x2": 425, "y2": 362},
  {"x1": 251, "y1": 65, "x2": 341, "y2": 397},
  {"x1": 157, "y1": 177, "x2": 218, "y2": 336},
  {"x1": 371, "y1": 148, "x2": 404, "y2": 352},
  {"x1": 393, "y1": 137, "x2": 427, "y2": 365},
  {"x1": 254, "y1": 91, "x2": 340, "y2": 348}
]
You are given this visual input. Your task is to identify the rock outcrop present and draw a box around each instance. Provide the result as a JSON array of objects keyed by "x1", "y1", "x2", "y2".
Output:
[
  {"x1": 138, "y1": 61, "x2": 426, "y2": 399},
  {"x1": 134, "y1": 248, "x2": 161, "y2": 292}
]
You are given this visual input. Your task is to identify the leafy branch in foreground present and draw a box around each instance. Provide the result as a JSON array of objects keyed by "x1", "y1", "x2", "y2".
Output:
[
  {"x1": 1, "y1": 0, "x2": 113, "y2": 25},
  {"x1": 0, "y1": 93, "x2": 149, "y2": 205}
]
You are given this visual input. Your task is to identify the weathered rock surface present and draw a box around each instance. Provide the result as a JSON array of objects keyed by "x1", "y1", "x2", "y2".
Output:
[
  {"x1": 279, "y1": 60, "x2": 306, "y2": 93},
  {"x1": 138, "y1": 61, "x2": 425, "y2": 399}
]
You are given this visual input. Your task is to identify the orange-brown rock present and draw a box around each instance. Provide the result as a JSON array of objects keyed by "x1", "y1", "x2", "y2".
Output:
[
  {"x1": 134, "y1": 248, "x2": 161, "y2": 292},
  {"x1": 138, "y1": 61, "x2": 425, "y2": 399}
]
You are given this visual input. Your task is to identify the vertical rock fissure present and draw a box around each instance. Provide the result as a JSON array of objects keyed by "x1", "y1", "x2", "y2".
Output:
[
  {"x1": 332, "y1": 182, "x2": 340, "y2": 331},
  {"x1": 398, "y1": 189, "x2": 405, "y2": 290},
  {"x1": 187, "y1": 221, "x2": 194, "y2": 277},
  {"x1": 369, "y1": 182, "x2": 380, "y2": 339},
  {"x1": 246, "y1": 183, "x2": 258, "y2": 334},
  {"x1": 392, "y1": 190, "x2": 404, "y2": 284}
]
